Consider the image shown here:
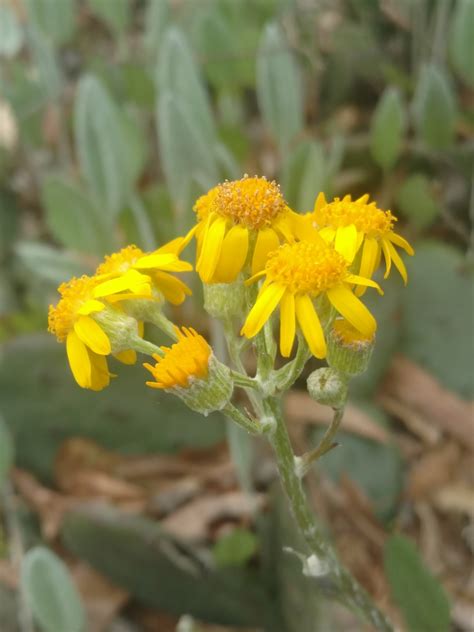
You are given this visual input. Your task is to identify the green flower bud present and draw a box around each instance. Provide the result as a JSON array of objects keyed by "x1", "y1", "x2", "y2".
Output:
[
  {"x1": 307, "y1": 368, "x2": 348, "y2": 408},
  {"x1": 93, "y1": 306, "x2": 141, "y2": 353},
  {"x1": 327, "y1": 318, "x2": 375, "y2": 376},
  {"x1": 203, "y1": 279, "x2": 246, "y2": 320}
]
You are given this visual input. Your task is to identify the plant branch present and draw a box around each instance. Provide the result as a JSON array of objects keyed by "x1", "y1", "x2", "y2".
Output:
[{"x1": 296, "y1": 406, "x2": 345, "y2": 478}]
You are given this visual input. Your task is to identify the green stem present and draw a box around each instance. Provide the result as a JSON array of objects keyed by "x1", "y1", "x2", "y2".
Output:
[
  {"x1": 223, "y1": 403, "x2": 261, "y2": 435},
  {"x1": 275, "y1": 337, "x2": 311, "y2": 392},
  {"x1": 149, "y1": 311, "x2": 179, "y2": 341},
  {"x1": 131, "y1": 338, "x2": 164, "y2": 357},
  {"x1": 297, "y1": 406, "x2": 344, "y2": 478},
  {"x1": 265, "y1": 396, "x2": 393, "y2": 631},
  {"x1": 230, "y1": 370, "x2": 258, "y2": 390}
]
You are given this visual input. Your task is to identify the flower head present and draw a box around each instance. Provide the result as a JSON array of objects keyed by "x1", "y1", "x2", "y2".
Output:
[
  {"x1": 241, "y1": 238, "x2": 382, "y2": 359},
  {"x1": 96, "y1": 243, "x2": 193, "y2": 305},
  {"x1": 303, "y1": 193, "x2": 414, "y2": 289},
  {"x1": 194, "y1": 175, "x2": 296, "y2": 284},
  {"x1": 48, "y1": 274, "x2": 147, "y2": 390},
  {"x1": 144, "y1": 327, "x2": 233, "y2": 414}
]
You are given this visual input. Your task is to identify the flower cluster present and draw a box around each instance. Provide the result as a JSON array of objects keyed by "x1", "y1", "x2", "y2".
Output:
[{"x1": 48, "y1": 175, "x2": 413, "y2": 403}]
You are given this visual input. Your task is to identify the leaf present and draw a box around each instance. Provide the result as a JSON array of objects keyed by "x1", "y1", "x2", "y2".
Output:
[
  {"x1": 400, "y1": 241, "x2": 474, "y2": 398},
  {"x1": 24, "y1": 0, "x2": 75, "y2": 46},
  {"x1": 194, "y1": 8, "x2": 237, "y2": 90},
  {"x1": 370, "y1": 87, "x2": 406, "y2": 170},
  {"x1": 0, "y1": 6, "x2": 24, "y2": 58},
  {"x1": 0, "y1": 415, "x2": 14, "y2": 487},
  {"x1": 315, "y1": 405, "x2": 403, "y2": 519},
  {"x1": 0, "y1": 190, "x2": 20, "y2": 259},
  {"x1": 74, "y1": 74, "x2": 130, "y2": 216},
  {"x1": 413, "y1": 64, "x2": 457, "y2": 149},
  {"x1": 14, "y1": 242, "x2": 89, "y2": 286},
  {"x1": 0, "y1": 335, "x2": 225, "y2": 481},
  {"x1": 282, "y1": 141, "x2": 327, "y2": 212},
  {"x1": 256, "y1": 22, "x2": 304, "y2": 151},
  {"x1": 213, "y1": 528, "x2": 258, "y2": 568},
  {"x1": 449, "y1": 0, "x2": 474, "y2": 88},
  {"x1": 396, "y1": 174, "x2": 440, "y2": 229},
  {"x1": 156, "y1": 91, "x2": 218, "y2": 212},
  {"x1": 61, "y1": 505, "x2": 273, "y2": 627},
  {"x1": 88, "y1": 0, "x2": 129, "y2": 35},
  {"x1": 41, "y1": 175, "x2": 113, "y2": 255},
  {"x1": 384, "y1": 535, "x2": 450, "y2": 632},
  {"x1": 156, "y1": 27, "x2": 216, "y2": 146},
  {"x1": 143, "y1": 0, "x2": 170, "y2": 57},
  {"x1": 28, "y1": 28, "x2": 62, "y2": 102},
  {"x1": 22, "y1": 546, "x2": 87, "y2": 632}
]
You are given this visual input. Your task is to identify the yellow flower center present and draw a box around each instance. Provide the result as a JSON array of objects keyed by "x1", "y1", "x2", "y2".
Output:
[
  {"x1": 96, "y1": 245, "x2": 145, "y2": 276},
  {"x1": 48, "y1": 276, "x2": 98, "y2": 341},
  {"x1": 315, "y1": 196, "x2": 396, "y2": 237},
  {"x1": 145, "y1": 327, "x2": 211, "y2": 389},
  {"x1": 266, "y1": 241, "x2": 349, "y2": 295},
  {"x1": 332, "y1": 318, "x2": 374, "y2": 346},
  {"x1": 194, "y1": 175, "x2": 287, "y2": 230}
]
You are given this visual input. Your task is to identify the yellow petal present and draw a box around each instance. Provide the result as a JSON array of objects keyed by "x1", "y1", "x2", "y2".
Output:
[
  {"x1": 89, "y1": 351, "x2": 111, "y2": 391},
  {"x1": 318, "y1": 227, "x2": 336, "y2": 243},
  {"x1": 334, "y1": 224, "x2": 358, "y2": 262},
  {"x1": 388, "y1": 231, "x2": 414, "y2": 255},
  {"x1": 74, "y1": 315, "x2": 111, "y2": 355},
  {"x1": 196, "y1": 216, "x2": 227, "y2": 282},
  {"x1": 154, "y1": 271, "x2": 191, "y2": 305},
  {"x1": 345, "y1": 274, "x2": 383, "y2": 295},
  {"x1": 157, "y1": 225, "x2": 198, "y2": 255},
  {"x1": 273, "y1": 213, "x2": 295, "y2": 243},
  {"x1": 313, "y1": 191, "x2": 328, "y2": 214},
  {"x1": 241, "y1": 283, "x2": 285, "y2": 338},
  {"x1": 327, "y1": 285, "x2": 376, "y2": 337},
  {"x1": 93, "y1": 270, "x2": 151, "y2": 298},
  {"x1": 295, "y1": 294, "x2": 326, "y2": 359},
  {"x1": 114, "y1": 349, "x2": 137, "y2": 365},
  {"x1": 138, "y1": 321, "x2": 144, "y2": 337},
  {"x1": 356, "y1": 237, "x2": 380, "y2": 297},
  {"x1": 381, "y1": 238, "x2": 392, "y2": 279},
  {"x1": 386, "y1": 240, "x2": 408, "y2": 284},
  {"x1": 214, "y1": 225, "x2": 249, "y2": 283},
  {"x1": 279, "y1": 291, "x2": 296, "y2": 357},
  {"x1": 244, "y1": 269, "x2": 266, "y2": 286},
  {"x1": 251, "y1": 228, "x2": 280, "y2": 275},
  {"x1": 66, "y1": 331, "x2": 91, "y2": 388},
  {"x1": 135, "y1": 253, "x2": 193, "y2": 272},
  {"x1": 77, "y1": 300, "x2": 105, "y2": 315}
]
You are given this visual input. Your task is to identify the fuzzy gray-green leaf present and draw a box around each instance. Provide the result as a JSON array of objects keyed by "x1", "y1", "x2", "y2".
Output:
[
  {"x1": 449, "y1": 0, "x2": 474, "y2": 88},
  {"x1": 370, "y1": 87, "x2": 406, "y2": 170}
]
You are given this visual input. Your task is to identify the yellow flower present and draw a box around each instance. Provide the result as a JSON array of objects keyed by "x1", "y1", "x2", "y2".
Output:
[
  {"x1": 96, "y1": 243, "x2": 193, "y2": 305},
  {"x1": 144, "y1": 327, "x2": 211, "y2": 389},
  {"x1": 48, "y1": 274, "x2": 149, "y2": 390},
  {"x1": 194, "y1": 175, "x2": 296, "y2": 284},
  {"x1": 241, "y1": 238, "x2": 382, "y2": 359},
  {"x1": 304, "y1": 193, "x2": 414, "y2": 289}
]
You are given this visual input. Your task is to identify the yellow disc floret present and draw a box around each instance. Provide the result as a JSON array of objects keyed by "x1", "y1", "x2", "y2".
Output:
[
  {"x1": 332, "y1": 318, "x2": 374, "y2": 346},
  {"x1": 194, "y1": 175, "x2": 287, "y2": 230},
  {"x1": 48, "y1": 276, "x2": 100, "y2": 342},
  {"x1": 144, "y1": 327, "x2": 211, "y2": 389},
  {"x1": 315, "y1": 194, "x2": 395, "y2": 238},
  {"x1": 265, "y1": 241, "x2": 349, "y2": 295},
  {"x1": 96, "y1": 245, "x2": 145, "y2": 276}
]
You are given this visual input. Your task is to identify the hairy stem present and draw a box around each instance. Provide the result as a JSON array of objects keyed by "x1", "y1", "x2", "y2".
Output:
[{"x1": 297, "y1": 406, "x2": 345, "y2": 478}]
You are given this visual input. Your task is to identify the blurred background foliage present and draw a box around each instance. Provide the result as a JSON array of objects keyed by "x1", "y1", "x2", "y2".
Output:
[{"x1": 0, "y1": 0, "x2": 473, "y2": 631}]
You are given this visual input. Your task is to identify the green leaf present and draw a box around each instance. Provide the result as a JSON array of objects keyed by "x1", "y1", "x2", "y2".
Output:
[
  {"x1": 24, "y1": 0, "x2": 75, "y2": 46},
  {"x1": 74, "y1": 74, "x2": 131, "y2": 216},
  {"x1": 384, "y1": 535, "x2": 450, "y2": 632},
  {"x1": 400, "y1": 241, "x2": 474, "y2": 398},
  {"x1": 156, "y1": 91, "x2": 218, "y2": 212},
  {"x1": 370, "y1": 87, "x2": 406, "y2": 170},
  {"x1": 214, "y1": 528, "x2": 258, "y2": 568},
  {"x1": 41, "y1": 175, "x2": 113, "y2": 255},
  {"x1": 28, "y1": 27, "x2": 62, "y2": 101},
  {"x1": 88, "y1": 0, "x2": 129, "y2": 35},
  {"x1": 194, "y1": 8, "x2": 237, "y2": 90},
  {"x1": 449, "y1": 0, "x2": 474, "y2": 88},
  {"x1": 413, "y1": 64, "x2": 457, "y2": 149},
  {"x1": 0, "y1": 190, "x2": 20, "y2": 259},
  {"x1": 156, "y1": 27, "x2": 216, "y2": 146},
  {"x1": 256, "y1": 22, "x2": 304, "y2": 151},
  {"x1": 0, "y1": 335, "x2": 225, "y2": 481},
  {"x1": 315, "y1": 405, "x2": 403, "y2": 519},
  {"x1": 0, "y1": 415, "x2": 14, "y2": 487},
  {"x1": 396, "y1": 174, "x2": 440, "y2": 229},
  {"x1": 143, "y1": 0, "x2": 170, "y2": 57},
  {"x1": 0, "y1": 6, "x2": 24, "y2": 58},
  {"x1": 14, "y1": 242, "x2": 89, "y2": 286},
  {"x1": 22, "y1": 546, "x2": 86, "y2": 632},
  {"x1": 282, "y1": 141, "x2": 327, "y2": 212}
]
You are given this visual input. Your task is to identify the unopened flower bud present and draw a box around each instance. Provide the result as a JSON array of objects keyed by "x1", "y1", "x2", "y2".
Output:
[
  {"x1": 93, "y1": 306, "x2": 140, "y2": 353},
  {"x1": 327, "y1": 318, "x2": 375, "y2": 376},
  {"x1": 307, "y1": 368, "x2": 348, "y2": 408},
  {"x1": 203, "y1": 280, "x2": 246, "y2": 320}
]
